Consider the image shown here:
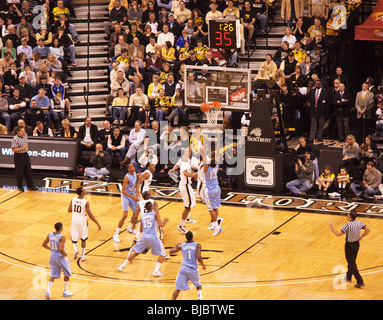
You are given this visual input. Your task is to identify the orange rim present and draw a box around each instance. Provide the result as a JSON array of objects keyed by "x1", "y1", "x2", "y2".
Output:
[{"x1": 209, "y1": 101, "x2": 221, "y2": 108}]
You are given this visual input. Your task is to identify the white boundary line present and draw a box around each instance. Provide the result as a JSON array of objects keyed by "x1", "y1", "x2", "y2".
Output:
[{"x1": 1, "y1": 257, "x2": 383, "y2": 289}]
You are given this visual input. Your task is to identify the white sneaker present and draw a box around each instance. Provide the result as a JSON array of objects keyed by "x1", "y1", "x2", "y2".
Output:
[
  {"x1": 127, "y1": 224, "x2": 136, "y2": 234},
  {"x1": 73, "y1": 250, "x2": 79, "y2": 260},
  {"x1": 113, "y1": 234, "x2": 121, "y2": 243},
  {"x1": 177, "y1": 225, "x2": 188, "y2": 234},
  {"x1": 80, "y1": 255, "x2": 86, "y2": 261},
  {"x1": 213, "y1": 227, "x2": 223, "y2": 236},
  {"x1": 120, "y1": 120, "x2": 124, "y2": 125},
  {"x1": 185, "y1": 218, "x2": 196, "y2": 224},
  {"x1": 164, "y1": 254, "x2": 170, "y2": 260},
  {"x1": 45, "y1": 291, "x2": 51, "y2": 300},
  {"x1": 113, "y1": 119, "x2": 118, "y2": 124},
  {"x1": 152, "y1": 270, "x2": 164, "y2": 277},
  {"x1": 63, "y1": 291, "x2": 74, "y2": 298},
  {"x1": 117, "y1": 265, "x2": 124, "y2": 272},
  {"x1": 208, "y1": 222, "x2": 214, "y2": 231}
]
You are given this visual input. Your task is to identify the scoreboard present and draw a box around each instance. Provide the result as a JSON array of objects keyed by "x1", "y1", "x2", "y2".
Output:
[{"x1": 208, "y1": 18, "x2": 241, "y2": 50}]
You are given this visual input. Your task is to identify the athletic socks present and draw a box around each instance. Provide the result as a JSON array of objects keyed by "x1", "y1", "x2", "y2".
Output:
[
  {"x1": 46, "y1": 281, "x2": 53, "y2": 293},
  {"x1": 154, "y1": 262, "x2": 162, "y2": 273}
]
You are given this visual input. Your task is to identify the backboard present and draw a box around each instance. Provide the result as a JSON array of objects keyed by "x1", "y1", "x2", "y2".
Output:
[{"x1": 184, "y1": 65, "x2": 252, "y2": 112}]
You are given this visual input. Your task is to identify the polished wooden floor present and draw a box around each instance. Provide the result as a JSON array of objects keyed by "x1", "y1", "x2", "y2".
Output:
[{"x1": 1, "y1": 187, "x2": 383, "y2": 300}]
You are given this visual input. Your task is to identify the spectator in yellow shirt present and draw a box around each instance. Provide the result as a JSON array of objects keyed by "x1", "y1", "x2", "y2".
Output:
[
  {"x1": 325, "y1": 12, "x2": 340, "y2": 38},
  {"x1": 194, "y1": 39, "x2": 208, "y2": 61},
  {"x1": 111, "y1": 88, "x2": 129, "y2": 125},
  {"x1": 291, "y1": 41, "x2": 307, "y2": 63},
  {"x1": 154, "y1": 88, "x2": 172, "y2": 122},
  {"x1": 53, "y1": 0, "x2": 71, "y2": 20},
  {"x1": 259, "y1": 53, "x2": 277, "y2": 79},
  {"x1": 161, "y1": 41, "x2": 176, "y2": 65},
  {"x1": 307, "y1": 17, "x2": 326, "y2": 38}
]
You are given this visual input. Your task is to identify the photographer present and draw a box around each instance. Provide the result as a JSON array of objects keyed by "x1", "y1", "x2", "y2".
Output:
[
  {"x1": 136, "y1": 147, "x2": 158, "y2": 173},
  {"x1": 292, "y1": 136, "x2": 319, "y2": 179},
  {"x1": 84, "y1": 143, "x2": 111, "y2": 180},
  {"x1": 286, "y1": 151, "x2": 316, "y2": 196}
]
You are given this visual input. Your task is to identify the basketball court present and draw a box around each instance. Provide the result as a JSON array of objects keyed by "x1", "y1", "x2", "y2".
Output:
[
  {"x1": 1, "y1": 64, "x2": 382, "y2": 301},
  {"x1": 1, "y1": 182, "x2": 383, "y2": 300}
]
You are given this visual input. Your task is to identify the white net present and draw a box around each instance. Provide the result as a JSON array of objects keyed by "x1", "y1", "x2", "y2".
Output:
[{"x1": 205, "y1": 106, "x2": 221, "y2": 125}]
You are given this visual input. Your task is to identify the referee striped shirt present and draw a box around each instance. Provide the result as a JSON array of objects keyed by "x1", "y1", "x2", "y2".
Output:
[
  {"x1": 340, "y1": 220, "x2": 366, "y2": 242},
  {"x1": 11, "y1": 133, "x2": 29, "y2": 153}
]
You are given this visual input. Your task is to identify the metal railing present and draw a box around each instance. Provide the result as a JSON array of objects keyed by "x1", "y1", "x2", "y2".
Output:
[{"x1": 83, "y1": 0, "x2": 91, "y2": 117}]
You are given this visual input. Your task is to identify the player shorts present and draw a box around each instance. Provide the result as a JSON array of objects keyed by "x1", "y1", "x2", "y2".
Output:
[
  {"x1": 175, "y1": 265, "x2": 201, "y2": 291},
  {"x1": 70, "y1": 219, "x2": 88, "y2": 242},
  {"x1": 49, "y1": 255, "x2": 72, "y2": 279},
  {"x1": 121, "y1": 194, "x2": 138, "y2": 212},
  {"x1": 133, "y1": 234, "x2": 166, "y2": 256},
  {"x1": 203, "y1": 186, "x2": 221, "y2": 211},
  {"x1": 179, "y1": 184, "x2": 196, "y2": 209}
]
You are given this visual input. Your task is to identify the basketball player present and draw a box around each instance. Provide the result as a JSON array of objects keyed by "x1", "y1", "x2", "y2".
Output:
[
  {"x1": 203, "y1": 152, "x2": 223, "y2": 236},
  {"x1": 178, "y1": 148, "x2": 198, "y2": 234},
  {"x1": 113, "y1": 163, "x2": 140, "y2": 243},
  {"x1": 170, "y1": 231, "x2": 206, "y2": 300},
  {"x1": 117, "y1": 201, "x2": 169, "y2": 276},
  {"x1": 69, "y1": 187, "x2": 101, "y2": 260},
  {"x1": 197, "y1": 161, "x2": 206, "y2": 203},
  {"x1": 42, "y1": 222, "x2": 73, "y2": 300},
  {"x1": 127, "y1": 191, "x2": 166, "y2": 258},
  {"x1": 136, "y1": 162, "x2": 156, "y2": 196}
]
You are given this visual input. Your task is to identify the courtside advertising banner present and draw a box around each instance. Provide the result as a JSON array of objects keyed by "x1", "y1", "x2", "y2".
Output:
[{"x1": 0, "y1": 136, "x2": 78, "y2": 171}]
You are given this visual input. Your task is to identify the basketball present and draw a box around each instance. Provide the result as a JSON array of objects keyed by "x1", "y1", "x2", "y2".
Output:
[{"x1": 200, "y1": 102, "x2": 211, "y2": 113}]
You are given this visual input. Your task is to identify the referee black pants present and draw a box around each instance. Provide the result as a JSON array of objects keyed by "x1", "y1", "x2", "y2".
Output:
[
  {"x1": 14, "y1": 153, "x2": 35, "y2": 189},
  {"x1": 345, "y1": 241, "x2": 363, "y2": 285}
]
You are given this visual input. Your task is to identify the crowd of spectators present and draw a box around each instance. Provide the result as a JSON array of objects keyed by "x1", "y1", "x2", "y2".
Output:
[
  {"x1": 2, "y1": 0, "x2": 383, "y2": 202},
  {"x1": 0, "y1": 0, "x2": 78, "y2": 135}
]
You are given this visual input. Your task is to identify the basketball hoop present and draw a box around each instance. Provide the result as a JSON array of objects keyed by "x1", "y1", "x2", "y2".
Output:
[{"x1": 202, "y1": 101, "x2": 221, "y2": 126}]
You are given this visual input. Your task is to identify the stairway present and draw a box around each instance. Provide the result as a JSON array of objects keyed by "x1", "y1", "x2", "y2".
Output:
[{"x1": 67, "y1": 2, "x2": 110, "y2": 130}]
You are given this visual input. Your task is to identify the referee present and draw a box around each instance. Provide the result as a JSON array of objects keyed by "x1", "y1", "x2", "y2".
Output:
[
  {"x1": 329, "y1": 211, "x2": 371, "y2": 288},
  {"x1": 11, "y1": 126, "x2": 37, "y2": 192}
]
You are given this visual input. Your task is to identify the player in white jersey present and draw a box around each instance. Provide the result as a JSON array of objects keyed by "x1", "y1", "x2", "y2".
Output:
[
  {"x1": 68, "y1": 187, "x2": 101, "y2": 260},
  {"x1": 137, "y1": 162, "x2": 156, "y2": 197},
  {"x1": 178, "y1": 148, "x2": 198, "y2": 234}
]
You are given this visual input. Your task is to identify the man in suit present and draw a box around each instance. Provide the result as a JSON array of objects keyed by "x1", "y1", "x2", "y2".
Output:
[
  {"x1": 308, "y1": 79, "x2": 328, "y2": 142},
  {"x1": 138, "y1": 104, "x2": 157, "y2": 129},
  {"x1": 324, "y1": 78, "x2": 340, "y2": 139},
  {"x1": 333, "y1": 83, "x2": 350, "y2": 142},
  {"x1": 331, "y1": 66, "x2": 348, "y2": 88},
  {"x1": 77, "y1": 116, "x2": 99, "y2": 164},
  {"x1": 355, "y1": 82, "x2": 375, "y2": 140}
]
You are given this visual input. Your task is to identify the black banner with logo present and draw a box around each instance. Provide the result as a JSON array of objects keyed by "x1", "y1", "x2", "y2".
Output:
[
  {"x1": 245, "y1": 100, "x2": 277, "y2": 155},
  {"x1": 240, "y1": 100, "x2": 294, "y2": 191}
]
